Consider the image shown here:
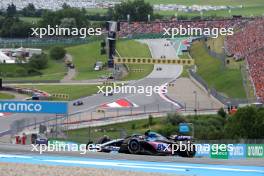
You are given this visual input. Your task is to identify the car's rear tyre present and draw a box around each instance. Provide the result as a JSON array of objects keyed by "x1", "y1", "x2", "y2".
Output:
[{"x1": 128, "y1": 139, "x2": 141, "y2": 154}]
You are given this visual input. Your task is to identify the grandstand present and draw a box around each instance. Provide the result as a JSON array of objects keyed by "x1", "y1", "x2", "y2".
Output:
[
  {"x1": 118, "y1": 18, "x2": 250, "y2": 37},
  {"x1": 225, "y1": 18, "x2": 264, "y2": 102}
]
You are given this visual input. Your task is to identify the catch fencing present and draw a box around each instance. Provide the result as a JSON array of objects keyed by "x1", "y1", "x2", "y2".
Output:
[
  {"x1": 8, "y1": 102, "x2": 221, "y2": 139},
  {"x1": 0, "y1": 37, "x2": 100, "y2": 48}
]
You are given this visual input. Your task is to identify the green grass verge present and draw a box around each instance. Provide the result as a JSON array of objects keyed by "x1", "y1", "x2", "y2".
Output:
[
  {"x1": 180, "y1": 66, "x2": 190, "y2": 77},
  {"x1": 156, "y1": 6, "x2": 264, "y2": 17},
  {"x1": 144, "y1": 0, "x2": 264, "y2": 6},
  {"x1": 206, "y1": 36, "x2": 225, "y2": 54},
  {"x1": 190, "y1": 40, "x2": 246, "y2": 98},
  {"x1": 0, "y1": 92, "x2": 15, "y2": 99},
  {"x1": 1, "y1": 53, "x2": 66, "y2": 81},
  {"x1": 116, "y1": 40, "x2": 153, "y2": 80},
  {"x1": 86, "y1": 8, "x2": 108, "y2": 15},
  {"x1": 66, "y1": 41, "x2": 110, "y2": 80},
  {"x1": 18, "y1": 85, "x2": 99, "y2": 100}
]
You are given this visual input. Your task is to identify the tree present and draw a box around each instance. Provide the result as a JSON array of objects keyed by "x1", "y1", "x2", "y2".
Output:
[
  {"x1": 108, "y1": 0, "x2": 153, "y2": 22},
  {"x1": 50, "y1": 46, "x2": 66, "y2": 60},
  {"x1": 217, "y1": 108, "x2": 227, "y2": 119},
  {"x1": 0, "y1": 18, "x2": 33, "y2": 38},
  {"x1": 29, "y1": 54, "x2": 48, "y2": 70},
  {"x1": 224, "y1": 106, "x2": 264, "y2": 139},
  {"x1": 22, "y1": 3, "x2": 36, "y2": 17},
  {"x1": 40, "y1": 7, "x2": 88, "y2": 28},
  {"x1": 166, "y1": 113, "x2": 186, "y2": 126},
  {"x1": 62, "y1": 3, "x2": 71, "y2": 9},
  {"x1": 6, "y1": 3, "x2": 17, "y2": 17}
]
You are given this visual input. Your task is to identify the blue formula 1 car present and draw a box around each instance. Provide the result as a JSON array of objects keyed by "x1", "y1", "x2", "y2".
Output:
[{"x1": 96, "y1": 131, "x2": 196, "y2": 157}]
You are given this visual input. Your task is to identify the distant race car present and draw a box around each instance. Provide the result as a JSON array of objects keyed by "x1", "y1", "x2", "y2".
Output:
[
  {"x1": 156, "y1": 67, "x2": 162, "y2": 71},
  {"x1": 73, "y1": 100, "x2": 83, "y2": 106},
  {"x1": 103, "y1": 91, "x2": 114, "y2": 96},
  {"x1": 95, "y1": 131, "x2": 196, "y2": 157}
]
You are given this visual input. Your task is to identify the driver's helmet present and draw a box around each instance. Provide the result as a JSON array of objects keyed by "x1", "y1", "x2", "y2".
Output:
[
  {"x1": 144, "y1": 130, "x2": 151, "y2": 136},
  {"x1": 144, "y1": 131, "x2": 156, "y2": 141}
]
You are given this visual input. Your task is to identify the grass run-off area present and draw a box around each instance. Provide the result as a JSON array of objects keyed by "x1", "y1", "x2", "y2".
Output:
[
  {"x1": 143, "y1": 0, "x2": 264, "y2": 6},
  {"x1": 116, "y1": 40, "x2": 153, "y2": 80},
  {"x1": 1, "y1": 54, "x2": 66, "y2": 81},
  {"x1": 66, "y1": 41, "x2": 110, "y2": 80},
  {"x1": 157, "y1": 6, "x2": 264, "y2": 17},
  {"x1": 190, "y1": 40, "x2": 246, "y2": 99},
  {"x1": 18, "y1": 84, "x2": 99, "y2": 101},
  {"x1": 0, "y1": 92, "x2": 15, "y2": 99},
  {"x1": 67, "y1": 40, "x2": 153, "y2": 80}
]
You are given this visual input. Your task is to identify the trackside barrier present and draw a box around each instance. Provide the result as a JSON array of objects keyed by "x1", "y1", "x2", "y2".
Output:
[
  {"x1": 52, "y1": 94, "x2": 70, "y2": 100},
  {"x1": 228, "y1": 144, "x2": 247, "y2": 159},
  {"x1": 114, "y1": 57, "x2": 194, "y2": 66},
  {"x1": 247, "y1": 144, "x2": 264, "y2": 158},
  {"x1": 194, "y1": 144, "x2": 210, "y2": 157},
  {"x1": 195, "y1": 144, "x2": 264, "y2": 159}
]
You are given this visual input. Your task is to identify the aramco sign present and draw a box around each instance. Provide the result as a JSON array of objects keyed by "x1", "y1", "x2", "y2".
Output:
[{"x1": 0, "y1": 101, "x2": 68, "y2": 114}]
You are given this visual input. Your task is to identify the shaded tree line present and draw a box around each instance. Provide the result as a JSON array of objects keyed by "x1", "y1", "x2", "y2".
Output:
[{"x1": 158, "y1": 106, "x2": 264, "y2": 140}]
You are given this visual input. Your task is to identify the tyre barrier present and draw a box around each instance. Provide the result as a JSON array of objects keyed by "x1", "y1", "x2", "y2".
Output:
[
  {"x1": 96, "y1": 109, "x2": 106, "y2": 113},
  {"x1": 52, "y1": 93, "x2": 70, "y2": 100},
  {"x1": 114, "y1": 57, "x2": 194, "y2": 66}
]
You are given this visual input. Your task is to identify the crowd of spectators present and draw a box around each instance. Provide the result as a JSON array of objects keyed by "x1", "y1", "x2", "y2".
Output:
[
  {"x1": 118, "y1": 18, "x2": 248, "y2": 37},
  {"x1": 225, "y1": 18, "x2": 264, "y2": 101},
  {"x1": 225, "y1": 18, "x2": 264, "y2": 59},
  {"x1": 247, "y1": 49, "x2": 264, "y2": 101}
]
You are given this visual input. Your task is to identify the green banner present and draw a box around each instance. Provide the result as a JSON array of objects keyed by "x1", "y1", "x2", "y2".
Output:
[
  {"x1": 246, "y1": 144, "x2": 264, "y2": 158},
  {"x1": 210, "y1": 144, "x2": 228, "y2": 159}
]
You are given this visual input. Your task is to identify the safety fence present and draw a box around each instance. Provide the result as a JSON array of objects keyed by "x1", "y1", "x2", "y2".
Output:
[
  {"x1": 7, "y1": 102, "x2": 223, "y2": 138},
  {"x1": 0, "y1": 36, "x2": 102, "y2": 48},
  {"x1": 2, "y1": 80, "x2": 60, "y2": 84}
]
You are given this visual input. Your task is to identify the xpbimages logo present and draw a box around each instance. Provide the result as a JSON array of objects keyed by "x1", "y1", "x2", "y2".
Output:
[
  {"x1": 31, "y1": 25, "x2": 102, "y2": 38},
  {"x1": 163, "y1": 25, "x2": 234, "y2": 38},
  {"x1": 97, "y1": 83, "x2": 167, "y2": 96}
]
